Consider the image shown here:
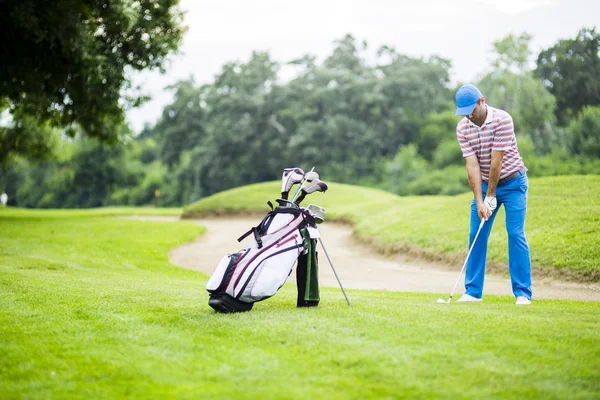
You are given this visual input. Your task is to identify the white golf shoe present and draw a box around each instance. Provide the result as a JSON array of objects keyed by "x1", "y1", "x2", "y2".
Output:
[
  {"x1": 516, "y1": 296, "x2": 531, "y2": 305},
  {"x1": 456, "y1": 294, "x2": 482, "y2": 302}
]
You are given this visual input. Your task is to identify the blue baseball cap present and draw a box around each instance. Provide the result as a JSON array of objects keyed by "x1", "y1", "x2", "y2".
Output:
[{"x1": 455, "y1": 84, "x2": 482, "y2": 116}]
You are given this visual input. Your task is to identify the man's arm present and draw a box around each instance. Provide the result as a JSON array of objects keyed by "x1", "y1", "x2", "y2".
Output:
[
  {"x1": 465, "y1": 155, "x2": 488, "y2": 220},
  {"x1": 486, "y1": 150, "x2": 503, "y2": 197}
]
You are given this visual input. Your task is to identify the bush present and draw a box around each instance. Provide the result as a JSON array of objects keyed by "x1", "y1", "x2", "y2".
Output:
[{"x1": 406, "y1": 165, "x2": 469, "y2": 195}]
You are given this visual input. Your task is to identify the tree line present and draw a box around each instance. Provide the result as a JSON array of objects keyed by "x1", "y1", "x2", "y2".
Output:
[{"x1": 1, "y1": 14, "x2": 599, "y2": 207}]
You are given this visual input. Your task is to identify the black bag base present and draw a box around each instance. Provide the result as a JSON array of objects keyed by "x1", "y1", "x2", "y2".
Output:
[
  {"x1": 208, "y1": 293, "x2": 253, "y2": 313},
  {"x1": 297, "y1": 300, "x2": 320, "y2": 308}
]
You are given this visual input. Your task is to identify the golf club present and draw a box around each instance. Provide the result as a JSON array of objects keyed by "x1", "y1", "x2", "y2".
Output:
[
  {"x1": 318, "y1": 236, "x2": 352, "y2": 307},
  {"x1": 437, "y1": 218, "x2": 486, "y2": 304},
  {"x1": 290, "y1": 167, "x2": 315, "y2": 202},
  {"x1": 294, "y1": 179, "x2": 328, "y2": 205},
  {"x1": 305, "y1": 204, "x2": 325, "y2": 224},
  {"x1": 280, "y1": 167, "x2": 305, "y2": 200}
]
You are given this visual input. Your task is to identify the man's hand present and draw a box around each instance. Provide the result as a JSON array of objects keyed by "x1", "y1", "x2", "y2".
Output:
[{"x1": 483, "y1": 196, "x2": 497, "y2": 217}]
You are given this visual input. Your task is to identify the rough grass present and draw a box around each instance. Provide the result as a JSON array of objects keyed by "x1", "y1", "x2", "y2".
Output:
[
  {"x1": 184, "y1": 175, "x2": 600, "y2": 282},
  {"x1": 1, "y1": 209, "x2": 599, "y2": 399}
]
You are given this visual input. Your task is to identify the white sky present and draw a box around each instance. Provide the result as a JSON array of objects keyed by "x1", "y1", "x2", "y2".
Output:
[{"x1": 126, "y1": 0, "x2": 600, "y2": 132}]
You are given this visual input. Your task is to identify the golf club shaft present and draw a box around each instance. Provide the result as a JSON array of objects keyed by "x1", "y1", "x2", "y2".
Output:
[
  {"x1": 291, "y1": 167, "x2": 314, "y2": 203},
  {"x1": 447, "y1": 218, "x2": 486, "y2": 301},
  {"x1": 318, "y1": 237, "x2": 352, "y2": 307}
]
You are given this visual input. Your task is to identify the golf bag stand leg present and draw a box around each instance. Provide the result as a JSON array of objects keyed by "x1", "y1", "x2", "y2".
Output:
[{"x1": 318, "y1": 237, "x2": 352, "y2": 307}]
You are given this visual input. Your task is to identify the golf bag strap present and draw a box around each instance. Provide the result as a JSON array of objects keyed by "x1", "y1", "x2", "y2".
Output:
[
  {"x1": 236, "y1": 207, "x2": 314, "y2": 248},
  {"x1": 253, "y1": 228, "x2": 263, "y2": 248},
  {"x1": 236, "y1": 210, "x2": 277, "y2": 248},
  {"x1": 237, "y1": 227, "x2": 263, "y2": 249},
  {"x1": 237, "y1": 227, "x2": 254, "y2": 243}
]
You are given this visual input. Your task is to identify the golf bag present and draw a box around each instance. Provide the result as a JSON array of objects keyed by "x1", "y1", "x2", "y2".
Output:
[{"x1": 206, "y1": 205, "x2": 320, "y2": 313}]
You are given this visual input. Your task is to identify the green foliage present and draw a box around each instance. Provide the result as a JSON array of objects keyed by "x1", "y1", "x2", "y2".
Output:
[
  {"x1": 565, "y1": 106, "x2": 600, "y2": 158},
  {"x1": 5, "y1": 30, "x2": 600, "y2": 208},
  {"x1": 476, "y1": 33, "x2": 561, "y2": 154},
  {"x1": 10, "y1": 135, "x2": 149, "y2": 208},
  {"x1": 415, "y1": 110, "x2": 458, "y2": 161},
  {"x1": 526, "y1": 146, "x2": 600, "y2": 177},
  {"x1": 111, "y1": 161, "x2": 167, "y2": 206},
  {"x1": 477, "y1": 73, "x2": 560, "y2": 154},
  {"x1": 185, "y1": 176, "x2": 600, "y2": 279},
  {"x1": 431, "y1": 139, "x2": 464, "y2": 169},
  {"x1": 0, "y1": 0, "x2": 186, "y2": 164},
  {"x1": 0, "y1": 111, "x2": 60, "y2": 167},
  {"x1": 535, "y1": 27, "x2": 600, "y2": 125},
  {"x1": 146, "y1": 36, "x2": 454, "y2": 200},
  {"x1": 490, "y1": 33, "x2": 533, "y2": 74},
  {"x1": 406, "y1": 165, "x2": 469, "y2": 196},
  {"x1": 385, "y1": 144, "x2": 429, "y2": 195},
  {"x1": 1, "y1": 210, "x2": 599, "y2": 398},
  {"x1": 155, "y1": 80, "x2": 206, "y2": 167}
]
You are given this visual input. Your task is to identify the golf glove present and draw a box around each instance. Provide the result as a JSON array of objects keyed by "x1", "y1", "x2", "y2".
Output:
[{"x1": 483, "y1": 196, "x2": 497, "y2": 214}]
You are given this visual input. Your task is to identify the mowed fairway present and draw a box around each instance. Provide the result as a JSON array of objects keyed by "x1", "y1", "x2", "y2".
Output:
[{"x1": 1, "y1": 207, "x2": 599, "y2": 399}]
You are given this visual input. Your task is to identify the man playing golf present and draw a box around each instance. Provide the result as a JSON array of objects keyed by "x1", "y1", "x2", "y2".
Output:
[{"x1": 454, "y1": 84, "x2": 532, "y2": 305}]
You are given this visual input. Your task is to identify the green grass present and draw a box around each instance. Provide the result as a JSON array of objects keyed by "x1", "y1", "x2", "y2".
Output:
[
  {"x1": 1, "y1": 209, "x2": 599, "y2": 398},
  {"x1": 0, "y1": 206, "x2": 182, "y2": 219},
  {"x1": 184, "y1": 175, "x2": 600, "y2": 281}
]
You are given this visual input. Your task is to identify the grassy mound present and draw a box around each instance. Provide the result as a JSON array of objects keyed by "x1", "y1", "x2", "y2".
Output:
[{"x1": 184, "y1": 175, "x2": 600, "y2": 282}]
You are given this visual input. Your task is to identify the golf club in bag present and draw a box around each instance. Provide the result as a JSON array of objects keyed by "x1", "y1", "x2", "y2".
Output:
[
  {"x1": 280, "y1": 168, "x2": 305, "y2": 200},
  {"x1": 437, "y1": 218, "x2": 486, "y2": 304},
  {"x1": 206, "y1": 167, "x2": 333, "y2": 313}
]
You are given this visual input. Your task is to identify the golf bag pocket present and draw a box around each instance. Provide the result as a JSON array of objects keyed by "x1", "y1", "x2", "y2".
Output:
[
  {"x1": 241, "y1": 236, "x2": 304, "y2": 301},
  {"x1": 206, "y1": 249, "x2": 248, "y2": 294}
]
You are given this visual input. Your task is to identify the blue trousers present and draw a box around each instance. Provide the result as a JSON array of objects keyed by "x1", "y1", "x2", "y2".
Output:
[{"x1": 464, "y1": 174, "x2": 532, "y2": 299}]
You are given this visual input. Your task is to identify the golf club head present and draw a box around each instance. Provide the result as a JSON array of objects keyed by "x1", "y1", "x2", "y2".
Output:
[
  {"x1": 304, "y1": 171, "x2": 319, "y2": 182},
  {"x1": 436, "y1": 298, "x2": 448, "y2": 304},
  {"x1": 290, "y1": 166, "x2": 315, "y2": 202},
  {"x1": 302, "y1": 179, "x2": 328, "y2": 194},
  {"x1": 306, "y1": 204, "x2": 325, "y2": 224},
  {"x1": 281, "y1": 168, "x2": 305, "y2": 200},
  {"x1": 295, "y1": 179, "x2": 328, "y2": 205}
]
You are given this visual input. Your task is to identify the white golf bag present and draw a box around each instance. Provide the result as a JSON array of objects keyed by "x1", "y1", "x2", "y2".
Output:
[{"x1": 206, "y1": 205, "x2": 320, "y2": 313}]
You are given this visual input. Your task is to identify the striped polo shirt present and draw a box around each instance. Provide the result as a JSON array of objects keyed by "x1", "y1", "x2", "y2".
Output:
[{"x1": 456, "y1": 105, "x2": 525, "y2": 182}]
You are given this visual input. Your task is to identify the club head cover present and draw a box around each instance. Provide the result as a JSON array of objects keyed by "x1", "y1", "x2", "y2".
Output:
[
  {"x1": 295, "y1": 180, "x2": 328, "y2": 205},
  {"x1": 303, "y1": 179, "x2": 328, "y2": 195},
  {"x1": 304, "y1": 171, "x2": 319, "y2": 182},
  {"x1": 281, "y1": 167, "x2": 304, "y2": 200}
]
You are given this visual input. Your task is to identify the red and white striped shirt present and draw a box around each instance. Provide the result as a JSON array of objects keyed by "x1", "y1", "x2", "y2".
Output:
[{"x1": 456, "y1": 105, "x2": 525, "y2": 182}]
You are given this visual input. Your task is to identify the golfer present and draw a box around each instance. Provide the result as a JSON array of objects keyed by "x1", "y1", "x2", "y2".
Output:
[{"x1": 454, "y1": 84, "x2": 532, "y2": 305}]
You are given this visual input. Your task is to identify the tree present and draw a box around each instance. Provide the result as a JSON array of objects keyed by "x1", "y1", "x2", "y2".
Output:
[
  {"x1": 153, "y1": 52, "x2": 288, "y2": 199},
  {"x1": 565, "y1": 106, "x2": 600, "y2": 158},
  {"x1": 490, "y1": 33, "x2": 533, "y2": 74},
  {"x1": 477, "y1": 33, "x2": 560, "y2": 154},
  {"x1": 283, "y1": 38, "x2": 453, "y2": 184},
  {"x1": 154, "y1": 80, "x2": 206, "y2": 167},
  {"x1": 535, "y1": 27, "x2": 600, "y2": 125},
  {"x1": 0, "y1": 0, "x2": 185, "y2": 165},
  {"x1": 415, "y1": 110, "x2": 458, "y2": 162}
]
